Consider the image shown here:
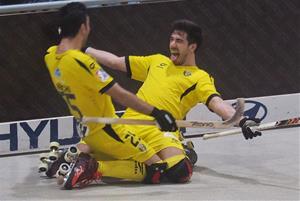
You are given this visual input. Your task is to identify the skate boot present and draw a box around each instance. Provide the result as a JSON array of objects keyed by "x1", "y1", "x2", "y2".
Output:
[
  {"x1": 46, "y1": 145, "x2": 80, "y2": 178},
  {"x1": 182, "y1": 140, "x2": 198, "y2": 166},
  {"x1": 59, "y1": 153, "x2": 102, "y2": 190}
]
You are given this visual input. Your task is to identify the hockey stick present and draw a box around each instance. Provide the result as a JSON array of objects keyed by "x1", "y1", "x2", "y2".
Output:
[
  {"x1": 185, "y1": 117, "x2": 300, "y2": 140},
  {"x1": 82, "y1": 98, "x2": 245, "y2": 128}
]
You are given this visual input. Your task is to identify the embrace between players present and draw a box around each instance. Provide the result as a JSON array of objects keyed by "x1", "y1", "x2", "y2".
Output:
[{"x1": 44, "y1": 2, "x2": 261, "y2": 190}]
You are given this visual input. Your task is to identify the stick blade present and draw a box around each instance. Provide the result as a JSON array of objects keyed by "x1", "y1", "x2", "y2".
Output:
[{"x1": 223, "y1": 98, "x2": 245, "y2": 126}]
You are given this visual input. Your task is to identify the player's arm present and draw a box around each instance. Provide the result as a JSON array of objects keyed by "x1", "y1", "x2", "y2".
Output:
[
  {"x1": 86, "y1": 47, "x2": 151, "y2": 82},
  {"x1": 106, "y1": 83, "x2": 153, "y2": 115},
  {"x1": 196, "y1": 75, "x2": 235, "y2": 121},
  {"x1": 207, "y1": 96, "x2": 236, "y2": 121},
  {"x1": 85, "y1": 47, "x2": 127, "y2": 72},
  {"x1": 208, "y1": 96, "x2": 262, "y2": 140},
  {"x1": 105, "y1": 82, "x2": 177, "y2": 132}
]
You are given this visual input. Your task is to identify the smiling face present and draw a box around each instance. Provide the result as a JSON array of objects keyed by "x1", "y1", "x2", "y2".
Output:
[{"x1": 169, "y1": 30, "x2": 196, "y2": 65}]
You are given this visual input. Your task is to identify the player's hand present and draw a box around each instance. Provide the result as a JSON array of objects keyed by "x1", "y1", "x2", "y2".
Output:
[
  {"x1": 239, "y1": 117, "x2": 262, "y2": 140},
  {"x1": 150, "y1": 107, "x2": 178, "y2": 132}
]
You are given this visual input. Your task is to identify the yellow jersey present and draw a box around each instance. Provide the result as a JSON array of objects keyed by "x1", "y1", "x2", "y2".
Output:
[
  {"x1": 44, "y1": 46, "x2": 117, "y2": 132},
  {"x1": 123, "y1": 54, "x2": 220, "y2": 120}
]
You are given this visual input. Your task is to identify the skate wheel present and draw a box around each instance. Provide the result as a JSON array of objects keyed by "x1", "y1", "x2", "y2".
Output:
[
  {"x1": 39, "y1": 153, "x2": 48, "y2": 161},
  {"x1": 49, "y1": 141, "x2": 60, "y2": 150},
  {"x1": 58, "y1": 163, "x2": 70, "y2": 176},
  {"x1": 49, "y1": 152, "x2": 58, "y2": 161},
  {"x1": 64, "y1": 146, "x2": 79, "y2": 163},
  {"x1": 68, "y1": 146, "x2": 79, "y2": 154},
  {"x1": 39, "y1": 162, "x2": 48, "y2": 172},
  {"x1": 57, "y1": 149, "x2": 65, "y2": 157}
]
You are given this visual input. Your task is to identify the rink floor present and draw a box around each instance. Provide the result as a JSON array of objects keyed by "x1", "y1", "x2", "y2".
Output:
[{"x1": 1, "y1": 127, "x2": 299, "y2": 201}]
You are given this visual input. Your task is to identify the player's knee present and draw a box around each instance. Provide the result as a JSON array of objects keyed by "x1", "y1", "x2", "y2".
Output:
[
  {"x1": 76, "y1": 143, "x2": 91, "y2": 153},
  {"x1": 183, "y1": 142, "x2": 198, "y2": 166},
  {"x1": 143, "y1": 162, "x2": 168, "y2": 184},
  {"x1": 165, "y1": 157, "x2": 193, "y2": 183}
]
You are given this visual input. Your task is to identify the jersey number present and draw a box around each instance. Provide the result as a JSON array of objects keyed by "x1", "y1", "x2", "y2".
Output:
[
  {"x1": 60, "y1": 92, "x2": 83, "y2": 118},
  {"x1": 124, "y1": 132, "x2": 141, "y2": 147}
]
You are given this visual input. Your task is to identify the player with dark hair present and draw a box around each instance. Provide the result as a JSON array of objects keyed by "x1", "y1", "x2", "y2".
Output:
[
  {"x1": 44, "y1": 2, "x2": 182, "y2": 190},
  {"x1": 83, "y1": 19, "x2": 262, "y2": 185},
  {"x1": 86, "y1": 19, "x2": 261, "y2": 141}
]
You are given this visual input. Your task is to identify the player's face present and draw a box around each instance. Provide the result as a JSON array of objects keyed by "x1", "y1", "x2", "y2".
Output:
[{"x1": 169, "y1": 30, "x2": 190, "y2": 65}]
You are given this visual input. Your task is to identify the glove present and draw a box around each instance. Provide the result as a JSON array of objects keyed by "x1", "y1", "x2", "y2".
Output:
[
  {"x1": 150, "y1": 107, "x2": 178, "y2": 132},
  {"x1": 239, "y1": 117, "x2": 262, "y2": 140}
]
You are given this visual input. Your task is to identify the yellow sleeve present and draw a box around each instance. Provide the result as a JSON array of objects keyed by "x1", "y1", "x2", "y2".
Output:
[
  {"x1": 126, "y1": 55, "x2": 152, "y2": 81},
  {"x1": 195, "y1": 72, "x2": 220, "y2": 105},
  {"x1": 63, "y1": 54, "x2": 115, "y2": 93}
]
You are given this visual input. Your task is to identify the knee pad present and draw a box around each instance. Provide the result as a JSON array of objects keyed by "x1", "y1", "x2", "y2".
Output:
[
  {"x1": 143, "y1": 162, "x2": 168, "y2": 184},
  {"x1": 183, "y1": 142, "x2": 198, "y2": 166},
  {"x1": 166, "y1": 158, "x2": 193, "y2": 183}
]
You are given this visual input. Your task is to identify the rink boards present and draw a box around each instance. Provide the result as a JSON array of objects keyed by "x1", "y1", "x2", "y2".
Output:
[{"x1": 0, "y1": 93, "x2": 299, "y2": 156}]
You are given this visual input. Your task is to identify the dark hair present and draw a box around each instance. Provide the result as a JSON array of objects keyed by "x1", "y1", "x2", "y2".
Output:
[
  {"x1": 171, "y1": 19, "x2": 202, "y2": 51},
  {"x1": 58, "y1": 2, "x2": 88, "y2": 38}
]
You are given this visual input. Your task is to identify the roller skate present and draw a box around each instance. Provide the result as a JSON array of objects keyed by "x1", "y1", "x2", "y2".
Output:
[
  {"x1": 37, "y1": 141, "x2": 79, "y2": 178},
  {"x1": 182, "y1": 140, "x2": 198, "y2": 166},
  {"x1": 38, "y1": 141, "x2": 61, "y2": 174},
  {"x1": 45, "y1": 144, "x2": 80, "y2": 178},
  {"x1": 38, "y1": 153, "x2": 52, "y2": 173},
  {"x1": 48, "y1": 141, "x2": 60, "y2": 161},
  {"x1": 57, "y1": 153, "x2": 102, "y2": 190}
]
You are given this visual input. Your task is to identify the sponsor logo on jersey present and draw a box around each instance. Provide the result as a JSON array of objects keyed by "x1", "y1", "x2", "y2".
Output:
[
  {"x1": 96, "y1": 69, "x2": 109, "y2": 82},
  {"x1": 156, "y1": 63, "x2": 167, "y2": 68},
  {"x1": 164, "y1": 132, "x2": 178, "y2": 139},
  {"x1": 89, "y1": 62, "x2": 95, "y2": 69},
  {"x1": 54, "y1": 68, "x2": 61, "y2": 77},
  {"x1": 183, "y1": 71, "x2": 192, "y2": 76}
]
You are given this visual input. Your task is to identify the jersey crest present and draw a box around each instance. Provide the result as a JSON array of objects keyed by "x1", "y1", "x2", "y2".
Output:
[
  {"x1": 54, "y1": 68, "x2": 61, "y2": 77},
  {"x1": 183, "y1": 70, "x2": 192, "y2": 76}
]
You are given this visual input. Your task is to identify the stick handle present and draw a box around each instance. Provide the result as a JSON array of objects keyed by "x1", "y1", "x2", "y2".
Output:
[
  {"x1": 82, "y1": 117, "x2": 156, "y2": 126},
  {"x1": 202, "y1": 128, "x2": 242, "y2": 140},
  {"x1": 82, "y1": 98, "x2": 245, "y2": 129},
  {"x1": 202, "y1": 117, "x2": 300, "y2": 140},
  {"x1": 82, "y1": 117, "x2": 236, "y2": 128}
]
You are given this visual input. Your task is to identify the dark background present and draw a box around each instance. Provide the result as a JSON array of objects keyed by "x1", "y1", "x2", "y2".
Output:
[{"x1": 0, "y1": 0, "x2": 299, "y2": 122}]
